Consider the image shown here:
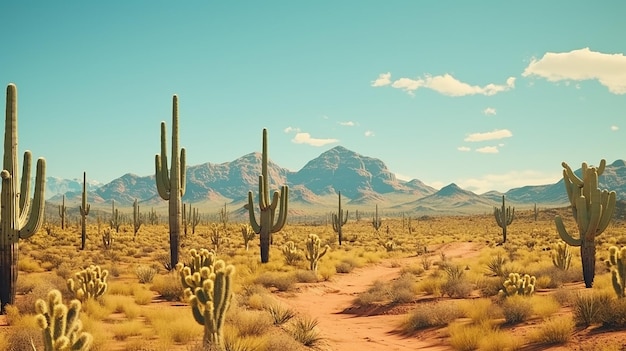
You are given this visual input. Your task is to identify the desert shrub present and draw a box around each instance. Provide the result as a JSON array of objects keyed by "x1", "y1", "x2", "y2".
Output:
[
  {"x1": 529, "y1": 316, "x2": 574, "y2": 345},
  {"x1": 416, "y1": 275, "x2": 444, "y2": 296},
  {"x1": 254, "y1": 272, "x2": 297, "y2": 292},
  {"x1": 267, "y1": 304, "x2": 296, "y2": 326},
  {"x1": 335, "y1": 261, "x2": 354, "y2": 273},
  {"x1": 530, "y1": 295, "x2": 561, "y2": 320},
  {"x1": 400, "y1": 264, "x2": 425, "y2": 276},
  {"x1": 500, "y1": 295, "x2": 533, "y2": 324},
  {"x1": 294, "y1": 269, "x2": 318, "y2": 283},
  {"x1": 485, "y1": 252, "x2": 507, "y2": 277},
  {"x1": 222, "y1": 325, "x2": 268, "y2": 351},
  {"x1": 228, "y1": 309, "x2": 273, "y2": 337},
  {"x1": 133, "y1": 286, "x2": 154, "y2": 305},
  {"x1": 110, "y1": 320, "x2": 144, "y2": 341},
  {"x1": 475, "y1": 276, "x2": 504, "y2": 297},
  {"x1": 287, "y1": 316, "x2": 323, "y2": 347},
  {"x1": 400, "y1": 301, "x2": 462, "y2": 333},
  {"x1": 17, "y1": 256, "x2": 43, "y2": 273},
  {"x1": 458, "y1": 298, "x2": 500, "y2": 324},
  {"x1": 448, "y1": 322, "x2": 491, "y2": 351},
  {"x1": 150, "y1": 273, "x2": 184, "y2": 301},
  {"x1": 552, "y1": 288, "x2": 575, "y2": 306},
  {"x1": 573, "y1": 290, "x2": 612, "y2": 327},
  {"x1": 355, "y1": 280, "x2": 389, "y2": 306},
  {"x1": 264, "y1": 331, "x2": 304, "y2": 351},
  {"x1": 601, "y1": 297, "x2": 626, "y2": 327},
  {"x1": 107, "y1": 281, "x2": 134, "y2": 296},
  {"x1": 477, "y1": 329, "x2": 522, "y2": 351},
  {"x1": 135, "y1": 265, "x2": 157, "y2": 283}
]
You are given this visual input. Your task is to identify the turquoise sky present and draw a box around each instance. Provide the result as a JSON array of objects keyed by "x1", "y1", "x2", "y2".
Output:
[{"x1": 2, "y1": 1, "x2": 625, "y2": 194}]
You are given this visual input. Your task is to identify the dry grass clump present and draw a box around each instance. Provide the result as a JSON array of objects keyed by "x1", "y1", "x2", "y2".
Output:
[
  {"x1": 266, "y1": 304, "x2": 296, "y2": 326},
  {"x1": 528, "y1": 316, "x2": 574, "y2": 345},
  {"x1": 400, "y1": 301, "x2": 462, "y2": 333},
  {"x1": 110, "y1": 320, "x2": 145, "y2": 340},
  {"x1": 254, "y1": 271, "x2": 297, "y2": 292},
  {"x1": 228, "y1": 308, "x2": 274, "y2": 337},
  {"x1": 447, "y1": 321, "x2": 492, "y2": 351},
  {"x1": 150, "y1": 272, "x2": 184, "y2": 301},
  {"x1": 530, "y1": 295, "x2": 561, "y2": 319},
  {"x1": 287, "y1": 316, "x2": 323, "y2": 347},
  {"x1": 573, "y1": 290, "x2": 612, "y2": 327},
  {"x1": 144, "y1": 308, "x2": 202, "y2": 345},
  {"x1": 135, "y1": 264, "x2": 158, "y2": 283},
  {"x1": 458, "y1": 298, "x2": 500, "y2": 324},
  {"x1": 500, "y1": 294, "x2": 534, "y2": 324},
  {"x1": 103, "y1": 294, "x2": 141, "y2": 320},
  {"x1": 355, "y1": 273, "x2": 419, "y2": 306}
]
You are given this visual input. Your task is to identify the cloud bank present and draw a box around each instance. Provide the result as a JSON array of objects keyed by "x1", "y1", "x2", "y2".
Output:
[
  {"x1": 373, "y1": 72, "x2": 515, "y2": 96},
  {"x1": 522, "y1": 47, "x2": 626, "y2": 94}
]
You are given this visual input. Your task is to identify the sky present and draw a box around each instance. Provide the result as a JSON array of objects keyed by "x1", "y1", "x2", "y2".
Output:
[{"x1": 2, "y1": 1, "x2": 625, "y2": 194}]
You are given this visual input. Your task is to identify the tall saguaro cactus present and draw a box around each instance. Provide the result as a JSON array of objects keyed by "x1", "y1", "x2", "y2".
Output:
[
  {"x1": 332, "y1": 191, "x2": 348, "y2": 245},
  {"x1": 372, "y1": 204, "x2": 382, "y2": 232},
  {"x1": 555, "y1": 160, "x2": 616, "y2": 288},
  {"x1": 247, "y1": 128, "x2": 288, "y2": 264},
  {"x1": 58, "y1": 195, "x2": 66, "y2": 230},
  {"x1": 79, "y1": 172, "x2": 90, "y2": 250},
  {"x1": 155, "y1": 94, "x2": 186, "y2": 268},
  {"x1": 494, "y1": 195, "x2": 514, "y2": 243},
  {"x1": 132, "y1": 198, "x2": 142, "y2": 239},
  {"x1": 0, "y1": 84, "x2": 46, "y2": 312}
]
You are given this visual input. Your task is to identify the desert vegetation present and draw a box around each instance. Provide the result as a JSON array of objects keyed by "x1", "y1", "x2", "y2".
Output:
[{"x1": 2, "y1": 83, "x2": 626, "y2": 351}]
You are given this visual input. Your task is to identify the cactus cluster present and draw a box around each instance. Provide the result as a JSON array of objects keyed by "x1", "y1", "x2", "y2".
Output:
[
  {"x1": 241, "y1": 224, "x2": 255, "y2": 251},
  {"x1": 499, "y1": 273, "x2": 536, "y2": 297},
  {"x1": 247, "y1": 128, "x2": 288, "y2": 263},
  {"x1": 0, "y1": 84, "x2": 46, "y2": 312},
  {"x1": 606, "y1": 246, "x2": 626, "y2": 298},
  {"x1": 178, "y1": 249, "x2": 234, "y2": 351},
  {"x1": 305, "y1": 234, "x2": 328, "y2": 272},
  {"x1": 551, "y1": 242, "x2": 572, "y2": 271},
  {"x1": 155, "y1": 94, "x2": 186, "y2": 267},
  {"x1": 555, "y1": 159, "x2": 616, "y2": 288},
  {"x1": 332, "y1": 191, "x2": 348, "y2": 245},
  {"x1": 67, "y1": 265, "x2": 109, "y2": 302},
  {"x1": 494, "y1": 195, "x2": 514, "y2": 243},
  {"x1": 35, "y1": 289, "x2": 92, "y2": 351},
  {"x1": 282, "y1": 241, "x2": 300, "y2": 266}
]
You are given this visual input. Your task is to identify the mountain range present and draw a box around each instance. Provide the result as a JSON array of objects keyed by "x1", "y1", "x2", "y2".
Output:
[{"x1": 46, "y1": 146, "x2": 626, "y2": 216}]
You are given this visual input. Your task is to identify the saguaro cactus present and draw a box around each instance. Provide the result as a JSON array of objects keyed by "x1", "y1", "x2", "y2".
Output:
[
  {"x1": 0, "y1": 84, "x2": 46, "y2": 312},
  {"x1": 332, "y1": 191, "x2": 348, "y2": 245},
  {"x1": 247, "y1": 128, "x2": 288, "y2": 264},
  {"x1": 132, "y1": 198, "x2": 142, "y2": 239},
  {"x1": 494, "y1": 195, "x2": 514, "y2": 243},
  {"x1": 555, "y1": 160, "x2": 616, "y2": 288},
  {"x1": 183, "y1": 259, "x2": 235, "y2": 351},
  {"x1": 305, "y1": 234, "x2": 329, "y2": 272},
  {"x1": 35, "y1": 289, "x2": 92, "y2": 351},
  {"x1": 79, "y1": 172, "x2": 90, "y2": 250},
  {"x1": 606, "y1": 246, "x2": 626, "y2": 298},
  {"x1": 155, "y1": 94, "x2": 186, "y2": 267},
  {"x1": 552, "y1": 242, "x2": 572, "y2": 271},
  {"x1": 241, "y1": 224, "x2": 255, "y2": 251},
  {"x1": 110, "y1": 199, "x2": 120, "y2": 232},
  {"x1": 59, "y1": 195, "x2": 66, "y2": 230},
  {"x1": 372, "y1": 204, "x2": 382, "y2": 232}
]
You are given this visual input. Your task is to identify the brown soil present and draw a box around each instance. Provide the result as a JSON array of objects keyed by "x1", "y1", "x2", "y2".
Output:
[{"x1": 274, "y1": 242, "x2": 626, "y2": 351}]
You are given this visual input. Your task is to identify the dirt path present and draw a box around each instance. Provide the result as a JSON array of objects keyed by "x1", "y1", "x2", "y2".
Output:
[{"x1": 274, "y1": 242, "x2": 483, "y2": 351}]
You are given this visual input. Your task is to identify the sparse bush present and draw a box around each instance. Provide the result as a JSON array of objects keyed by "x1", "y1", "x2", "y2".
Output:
[
  {"x1": 288, "y1": 316, "x2": 323, "y2": 347},
  {"x1": 501, "y1": 295, "x2": 533, "y2": 324},
  {"x1": 573, "y1": 290, "x2": 612, "y2": 327},
  {"x1": 447, "y1": 322, "x2": 485, "y2": 351},
  {"x1": 135, "y1": 265, "x2": 157, "y2": 283},
  {"x1": 150, "y1": 273, "x2": 184, "y2": 301},
  {"x1": 485, "y1": 252, "x2": 507, "y2": 277},
  {"x1": 400, "y1": 301, "x2": 462, "y2": 333},
  {"x1": 267, "y1": 304, "x2": 296, "y2": 326},
  {"x1": 529, "y1": 316, "x2": 574, "y2": 345},
  {"x1": 254, "y1": 272, "x2": 297, "y2": 292}
]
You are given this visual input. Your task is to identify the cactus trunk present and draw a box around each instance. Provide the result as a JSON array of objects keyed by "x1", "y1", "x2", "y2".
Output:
[{"x1": 0, "y1": 84, "x2": 46, "y2": 312}]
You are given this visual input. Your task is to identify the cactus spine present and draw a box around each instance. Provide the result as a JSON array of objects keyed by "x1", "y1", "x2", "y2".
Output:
[
  {"x1": 305, "y1": 234, "x2": 328, "y2": 272},
  {"x1": 372, "y1": 204, "x2": 382, "y2": 232},
  {"x1": 133, "y1": 198, "x2": 142, "y2": 239},
  {"x1": 35, "y1": 289, "x2": 92, "y2": 351},
  {"x1": 555, "y1": 160, "x2": 616, "y2": 288},
  {"x1": 155, "y1": 94, "x2": 186, "y2": 267},
  {"x1": 0, "y1": 84, "x2": 46, "y2": 312},
  {"x1": 59, "y1": 194, "x2": 66, "y2": 230},
  {"x1": 606, "y1": 246, "x2": 626, "y2": 298},
  {"x1": 79, "y1": 172, "x2": 90, "y2": 250},
  {"x1": 182, "y1": 258, "x2": 234, "y2": 351},
  {"x1": 247, "y1": 128, "x2": 288, "y2": 264},
  {"x1": 494, "y1": 195, "x2": 514, "y2": 243},
  {"x1": 332, "y1": 191, "x2": 348, "y2": 245}
]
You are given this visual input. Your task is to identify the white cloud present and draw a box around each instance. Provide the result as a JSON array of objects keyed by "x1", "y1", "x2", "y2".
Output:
[
  {"x1": 384, "y1": 73, "x2": 515, "y2": 96},
  {"x1": 483, "y1": 107, "x2": 497, "y2": 116},
  {"x1": 522, "y1": 48, "x2": 626, "y2": 94},
  {"x1": 458, "y1": 170, "x2": 561, "y2": 194},
  {"x1": 291, "y1": 132, "x2": 339, "y2": 147},
  {"x1": 284, "y1": 126, "x2": 300, "y2": 133},
  {"x1": 476, "y1": 146, "x2": 499, "y2": 154},
  {"x1": 464, "y1": 129, "x2": 513, "y2": 142},
  {"x1": 611, "y1": 125, "x2": 619, "y2": 131},
  {"x1": 339, "y1": 121, "x2": 356, "y2": 127},
  {"x1": 457, "y1": 146, "x2": 471, "y2": 152},
  {"x1": 371, "y1": 72, "x2": 392, "y2": 87},
  {"x1": 364, "y1": 130, "x2": 375, "y2": 137}
]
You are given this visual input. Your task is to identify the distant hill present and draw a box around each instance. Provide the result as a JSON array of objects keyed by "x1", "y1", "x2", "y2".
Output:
[{"x1": 45, "y1": 147, "x2": 626, "y2": 216}]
